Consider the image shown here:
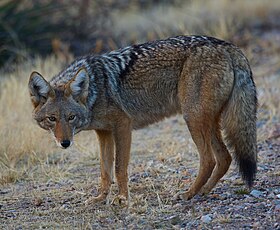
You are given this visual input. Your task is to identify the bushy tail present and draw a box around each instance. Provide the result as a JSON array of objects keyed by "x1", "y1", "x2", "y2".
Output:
[{"x1": 223, "y1": 66, "x2": 257, "y2": 188}]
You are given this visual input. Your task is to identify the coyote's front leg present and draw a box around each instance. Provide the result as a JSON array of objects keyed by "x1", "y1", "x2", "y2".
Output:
[
  {"x1": 111, "y1": 117, "x2": 132, "y2": 207},
  {"x1": 86, "y1": 130, "x2": 114, "y2": 205}
]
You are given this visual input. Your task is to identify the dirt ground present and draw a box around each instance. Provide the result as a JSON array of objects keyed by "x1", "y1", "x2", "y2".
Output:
[
  {"x1": 1, "y1": 115, "x2": 280, "y2": 229},
  {"x1": 1, "y1": 8, "x2": 280, "y2": 230}
]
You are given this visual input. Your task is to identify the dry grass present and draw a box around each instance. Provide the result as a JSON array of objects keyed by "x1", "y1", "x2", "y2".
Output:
[
  {"x1": 0, "y1": 0, "x2": 280, "y2": 228},
  {"x1": 0, "y1": 59, "x2": 53, "y2": 184},
  {"x1": 112, "y1": 0, "x2": 280, "y2": 42}
]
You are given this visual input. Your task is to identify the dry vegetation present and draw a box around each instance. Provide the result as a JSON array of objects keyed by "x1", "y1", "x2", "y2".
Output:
[
  {"x1": 0, "y1": 0, "x2": 280, "y2": 229},
  {"x1": 111, "y1": 0, "x2": 280, "y2": 42}
]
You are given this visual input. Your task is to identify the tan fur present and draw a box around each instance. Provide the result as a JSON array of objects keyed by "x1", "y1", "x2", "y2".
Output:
[{"x1": 28, "y1": 35, "x2": 257, "y2": 206}]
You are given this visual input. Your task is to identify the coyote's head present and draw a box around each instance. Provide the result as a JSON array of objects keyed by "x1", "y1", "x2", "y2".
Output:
[{"x1": 28, "y1": 68, "x2": 90, "y2": 149}]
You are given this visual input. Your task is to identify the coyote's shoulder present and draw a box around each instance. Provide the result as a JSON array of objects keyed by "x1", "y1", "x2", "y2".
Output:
[{"x1": 29, "y1": 35, "x2": 257, "y2": 205}]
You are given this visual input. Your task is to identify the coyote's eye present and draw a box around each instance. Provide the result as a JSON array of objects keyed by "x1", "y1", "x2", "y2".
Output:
[
  {"x1": 69, "y1": 115, "x2": 76, "y2": 121},
  {"x1": 48, "y1": 116, "x2": 56, "y2": 122}
]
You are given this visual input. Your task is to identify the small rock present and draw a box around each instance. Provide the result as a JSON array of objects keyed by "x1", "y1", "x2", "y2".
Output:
[
  {"x1": 275, "y1": 204, "x2": 280, "y2": 212},
  {"x1": 273, "y1": 200, "x2": 280, "y2": 205},
  {"x1": 201, "y1": 214, "x2": 212, "y2": 223},
  {"x1": 0, "y1": 189, "x2": 9, "y2": 195},
  {"x1": 267, "y1": 193, "x2": 276, "y2": 199},
  {"x1": 59, "y1": 204, "x2": 70, "y2": 210},
  {"x1": 250, "y1": 189, "x2": 263, "y2": 198},
  {"x1": 276, "y1": 194, "x2": 280, "y2": 199},
  {"x1": 141, "y1": 172, "x2": 150, "y2": 178},
  {"x1": 252, "y1": 222, "x2": 261, "y2": 228},
  {"x1": 168, "y1": 215, "x2": 181, "y2": 225}
]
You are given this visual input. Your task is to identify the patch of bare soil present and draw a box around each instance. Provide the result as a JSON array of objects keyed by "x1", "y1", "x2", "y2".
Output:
[{"x1": 1, "y1": 115, "x2": 279, "y2": 229}]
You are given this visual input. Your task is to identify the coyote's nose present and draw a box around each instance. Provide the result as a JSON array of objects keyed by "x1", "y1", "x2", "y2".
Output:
[{"x1": 61, "y1": 140, "x2": 71, "y2": 148}]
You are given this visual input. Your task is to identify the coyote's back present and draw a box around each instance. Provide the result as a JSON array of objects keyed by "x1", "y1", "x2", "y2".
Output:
[{"x1": 29, "y1": 35, "x2": 257, "y2": 204}]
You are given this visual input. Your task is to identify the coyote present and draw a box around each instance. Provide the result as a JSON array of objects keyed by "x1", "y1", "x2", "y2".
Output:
[{"x1": 28, "y1": 35, "x2": 257, "y2": 206}]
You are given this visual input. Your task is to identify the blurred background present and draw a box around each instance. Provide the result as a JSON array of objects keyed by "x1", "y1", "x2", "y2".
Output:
[{"x1": 1, "y1": 0, "x2": 280, "y2": 71}]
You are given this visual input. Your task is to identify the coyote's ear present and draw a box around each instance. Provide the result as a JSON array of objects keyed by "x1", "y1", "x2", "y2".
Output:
[
  {"x1": 28, "y1": 72, "x2": 54, "y2": 108},
  {"x1": 65, "y1": 68, "x2": 89, "y2": 104}
]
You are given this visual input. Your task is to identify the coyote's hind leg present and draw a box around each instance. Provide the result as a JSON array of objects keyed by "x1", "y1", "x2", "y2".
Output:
[
  {"x1": 200, "y1": 124, "x2": 232, "y2": 194},
  {"x1": 180, "y1": 115, "x2": 216, "y2": 200}
]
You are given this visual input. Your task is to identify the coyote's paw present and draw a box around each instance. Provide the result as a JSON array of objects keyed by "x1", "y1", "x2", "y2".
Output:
[
  {"x1": 111, "y1": 195, "x2": 129, "y2": 208},
  {"x1": 85, "y1": 194, "x2": 107, "y2": 206},
  {"x1": 199, "y1": 186, "x2": 211, "y2": 196},
  {"x1": 174, "y1": 190, "x2": 195, "y2": 201}
]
